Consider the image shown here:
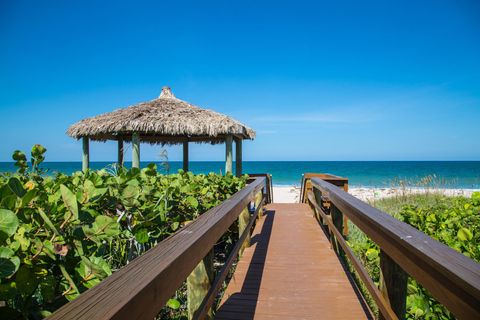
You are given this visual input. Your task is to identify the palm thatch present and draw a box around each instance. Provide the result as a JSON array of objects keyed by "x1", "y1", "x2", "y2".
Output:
[{"x1": 66, "y1": 87, "x2": 255, "y2": 144}]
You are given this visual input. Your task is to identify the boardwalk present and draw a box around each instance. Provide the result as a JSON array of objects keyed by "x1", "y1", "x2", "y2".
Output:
[{"x1": 216, "y1": 203, "x2": 371, "y2": 320}]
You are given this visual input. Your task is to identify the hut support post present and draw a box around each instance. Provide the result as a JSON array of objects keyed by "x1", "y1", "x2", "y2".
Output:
[
  {"x1": 82, "y1": 137, "x2": 89, "y2": 172},
  {"x1": 225, "y1": 135, "x2": 233, "y2": 174},
  {"x1": 235, "y1": 138, "x2": 242, "y2": 177},
  {"x1": 117, "y1": 138, "x2": 124, "y2": 167},
  {"x1": 183, "y1": 141, "x2": 189, "y2": 171},
  {"x1": 132, "y1": 132, "x2": 140, "y2": 169}
]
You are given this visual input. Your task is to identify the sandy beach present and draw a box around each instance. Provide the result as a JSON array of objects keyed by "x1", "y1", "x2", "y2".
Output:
[{"x1": 273, "y1": 185, "x2": 479, "y2": 203}]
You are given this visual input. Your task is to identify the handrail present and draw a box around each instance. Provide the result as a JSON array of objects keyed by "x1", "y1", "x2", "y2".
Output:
[
  {"x1": 309, "y1": 177, "x2": 480, "y2": 320},
  {"x1": 49, "y1": 177, "x2": 266, "y2": 320},
  {"x1": 300, "y1": 173, "x2": 348, "y2": 203},
  {"x1": 247, "y1": 173, "x2": 273, "y2": 203}
]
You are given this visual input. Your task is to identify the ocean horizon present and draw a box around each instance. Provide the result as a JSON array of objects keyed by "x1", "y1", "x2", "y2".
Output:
[{"x1": 1, "y1": 161, "x2": 480, "y2": 189}]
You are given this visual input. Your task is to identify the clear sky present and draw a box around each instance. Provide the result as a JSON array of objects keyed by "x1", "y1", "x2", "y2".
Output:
[{"x1": 1, "y1": 0, "x2": 479, "y2": 162}]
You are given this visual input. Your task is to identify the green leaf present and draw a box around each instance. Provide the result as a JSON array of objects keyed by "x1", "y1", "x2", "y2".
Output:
[
  {"x1": 166, "y1": 298, "x2": 181, "y2": 310},
  {"x1": 83, "y1": 216, "x2": 120, "y2": 240},
  {"x1": 365, "y1": 248, "x2": 379, "y2": 260},
  {"x1": 186, "y1": 195, "x2": 198, "y2": 208},
  {"x1": 60, "y1": 184, "x2": 78, "y2": 220},
  {"x1": 0, "y1": 209, "x2": 19, "y2": 239},
  {"x1": 0, "y1": 247, "x2": 20, "y2": 278},
  {"x1": 7, "y1": 177, "x2": 26, "y2": 198},
  {"x1": 122, "y1": 185, "x2": 139, "y2": 199},
  {"x1": 135, "y1": 229, "x2": 149, "y2": 244},
  {"x1": 15, "y1": 266, "x2": 38, "y2": 295},
  {"x1": 457, "y1": 228, "x2": 473, "y2": 241},
  {"x1": 171, "y1": 221, "x2": 180, "y2": 231}
]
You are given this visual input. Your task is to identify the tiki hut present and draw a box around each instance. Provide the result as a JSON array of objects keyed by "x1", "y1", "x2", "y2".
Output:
[{"x1": 67, "y1": 87, "x2": 255, "y2": 175}]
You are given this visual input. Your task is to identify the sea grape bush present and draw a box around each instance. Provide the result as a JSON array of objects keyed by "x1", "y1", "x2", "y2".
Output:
[
  {"x1": 348, "y1": 193, "x2": 480, "y2": 319},
  {"x1": 0, "y1": 145, "x2": 247, "y2": 319}
]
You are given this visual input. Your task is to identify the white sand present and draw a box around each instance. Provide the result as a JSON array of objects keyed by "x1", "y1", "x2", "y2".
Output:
[{"x1": 273, "y1": 186, "x2": 479, "y2": 203}]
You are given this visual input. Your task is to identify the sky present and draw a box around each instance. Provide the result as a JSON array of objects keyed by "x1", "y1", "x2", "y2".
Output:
[{"x1": 1, "y1": 0, "x2": 479, "y2": 162}]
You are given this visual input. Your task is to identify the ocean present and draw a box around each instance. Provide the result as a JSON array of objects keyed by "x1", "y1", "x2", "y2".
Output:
[{"x1": 1, "y1": 161, "x2": 480, "y2": 188}]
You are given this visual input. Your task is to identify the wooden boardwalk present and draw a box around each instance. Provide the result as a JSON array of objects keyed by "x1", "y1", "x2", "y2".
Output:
[{"x1": 216, "y1": 203, "x2": 371, "y2": 320}]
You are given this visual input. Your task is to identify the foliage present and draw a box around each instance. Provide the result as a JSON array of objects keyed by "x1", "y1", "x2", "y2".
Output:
[
  {"x1": 348, "y1": 192, "x2": 480, "y2": 319},
  {"x1": 0, "y1": 146, "x2": 247, "y2": 319}
]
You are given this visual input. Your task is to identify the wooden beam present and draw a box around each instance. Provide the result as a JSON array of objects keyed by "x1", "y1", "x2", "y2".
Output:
[
  {"x1": 132, "y1": 132, "x2": 140, "y2": 169},
  {"x1": 237, "y1": 207, "x2": 250, "y2": 257},
  {"x1": 225, "y1": 135, "x2": 233, "y2": 174},
  {"x1": 183, "y1": 141, "x2": 189, "y2": 172},
  {"x1": 118, "y1": 138, "x2": 124, "y2": 167},
  {"x1": 187, "y1": 250, "x2": 213, "y2": 319},
  {"x1": 235, "y1": 138, "x2": 242, "y2": 177},
  {"x1": 82, "y1": 137, "x2": 89, "y2": 172},
  {"x1": 380, "y1": 250, "x2": 408, "y2": 320},
  {"x1": 311, "y1": 177, "x2": 480, "y2": 319}
]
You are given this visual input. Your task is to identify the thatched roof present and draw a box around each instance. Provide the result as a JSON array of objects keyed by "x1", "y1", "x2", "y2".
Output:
[{"x1": 66, "y1": 87, "x2": 255, "y2": 144}]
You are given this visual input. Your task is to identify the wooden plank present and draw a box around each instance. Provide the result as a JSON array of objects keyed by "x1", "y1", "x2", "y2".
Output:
[
  {"x1": 311, "y1": 177, "x2": 480, "y2": 319},
  {"x1": 188, "y1": 250, "x2": 214, "y2": 319},
  {"x1": 48, "y1": 177, "x2": 265, "y2": 320},
  {"x1": 307, "y1": 192, "x2": 397, "y2": 320},
  {"x1": 216, "y1": 203, "x2": 370, "y2": 319},
  {"x1": 195, "y1": 197, "x2": 264, "y2": 320},
  {"x1": 380, "y1": 250, "x2": 408, "y2": 320}
]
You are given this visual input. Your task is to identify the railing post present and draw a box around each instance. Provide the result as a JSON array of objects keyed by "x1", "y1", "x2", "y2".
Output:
[
  {"x1": 379, "y1": 250, "x2": 408, "y2": 320},
  {"x1": 238, "y1": 206, "x2": 251, "y2": 257},
  {"x1": 187, "y1": 250, "x2": 214, "y2": 320},
  {"x1": 312, "y1": 188, "x2": 326, "y2": 225},
  {"x1": 255, "y1": 189, "x2": 263, "y2": 218},
  {"x1": 331, "y1": 204, "x2": 345, "y2": 258}
]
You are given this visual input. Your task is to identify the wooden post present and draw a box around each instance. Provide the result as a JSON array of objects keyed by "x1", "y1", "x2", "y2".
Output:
[
  {"x1": 183, "y1": 141, "x2": 189, "y2": 172},
  {"x1": 255, "y1": 189, "x2": 263, "y2": 219},
  {"x1": 117, "y1": 138, "x2": 124, "y2": 167},
  {"x1": 380, "y1": 250, "x2": 408, "y2": 320},
  {"x1": 331, "y1": 204, "x2": 344, "y2": 258},
  {"x1": 225, "y1": 135, "x2": 233, "y2": 174},
  {"x1": 342, "y1": 182, "x2": 349, "y2": 236},
  {"x1": 235, "y1": 138, "x2": 242, "y2": 177},
  {"x1": 82, "y1": 137, "x2": 89, "y2": 172},
  {"x1": 132, "y1": 132, "x2": 140, "y2": 169},
  {"x1": 238, "y1": 206, "x2": 250, "y2": 257},
  {"x1": 187, "y1": 250, "x2": 214, "y2": 319}
]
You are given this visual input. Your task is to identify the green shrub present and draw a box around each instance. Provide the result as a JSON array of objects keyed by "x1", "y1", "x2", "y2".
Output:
[
  {"x1": 348, "y1": 192, "x2": 480, "y2": 319},
  {"x1": 0, "y1": 146, "x2": 247, "y2": 319}
]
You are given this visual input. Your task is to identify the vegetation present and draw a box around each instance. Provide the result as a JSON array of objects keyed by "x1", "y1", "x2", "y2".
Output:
[
  {"x1": 0, "y1": 145, "x2": 247, "y2": 319},
  {"x1": 348, "y1": 191, "x2": 480, "y2": 319}
]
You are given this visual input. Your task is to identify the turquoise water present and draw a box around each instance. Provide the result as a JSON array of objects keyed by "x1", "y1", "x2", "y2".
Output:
[{"x1": 1, "y1": 161, "x2": 480, "y2": 188}]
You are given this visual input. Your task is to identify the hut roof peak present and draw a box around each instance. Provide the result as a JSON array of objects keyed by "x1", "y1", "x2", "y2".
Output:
[
  {"x1": 159, "y1": 86, "x2": 175, "y2": 99},
  {"x1": 67, "y1": 86, "x2": 256, "y2": 144}
]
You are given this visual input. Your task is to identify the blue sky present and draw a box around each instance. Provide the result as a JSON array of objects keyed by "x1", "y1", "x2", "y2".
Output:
[{"x1": 1, "y1": 0, "x2": 479, "y2": 161}]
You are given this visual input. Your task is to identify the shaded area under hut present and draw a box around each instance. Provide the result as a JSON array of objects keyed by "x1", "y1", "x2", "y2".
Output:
[{"x1": 66, "y1": 87, "x2": 255, "y2": 175}]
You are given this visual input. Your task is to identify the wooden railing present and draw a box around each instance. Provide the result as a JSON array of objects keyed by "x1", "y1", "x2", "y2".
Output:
[
  {"x1": 307, "y1": 177, "x2": 480, "y2": 320},
  {"x1": 300, "y1": 172, "x2": 348, "y2": 203},
  {"x1": 49, "y1": 176, "x2": 269, "y2": 320},
  {"x1": 248, "y1": 173, "x2": 273, "y2": 203}
]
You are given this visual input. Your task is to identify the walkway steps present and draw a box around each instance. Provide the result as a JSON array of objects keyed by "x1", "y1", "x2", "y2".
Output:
[{"x1": 215, "y1": 203, "x2": 370, "y2": 320}]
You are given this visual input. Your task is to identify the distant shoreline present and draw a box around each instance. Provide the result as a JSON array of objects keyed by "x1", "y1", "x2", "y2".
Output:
[
  {"x1": 1, "y1": 160, "x2": 480, "y2": 189},
  {"x1": 273, "y1": 185, "x2": 480, "y2": 203}
]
